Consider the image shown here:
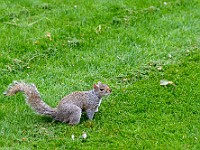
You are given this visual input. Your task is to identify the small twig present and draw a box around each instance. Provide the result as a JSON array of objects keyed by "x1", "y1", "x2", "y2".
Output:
[
  {"x1": 28, "y1": 17, "x2": 50, "y2": 27},
  {"x1": 24, "y1": 54, "x2": 46, "y2": 67},
  {"x1": 4, "y1": 22, "x2": 21, "y2": 27},
  {"x1": 5, "y1": 17, "x2": 51, "y2": 27}
]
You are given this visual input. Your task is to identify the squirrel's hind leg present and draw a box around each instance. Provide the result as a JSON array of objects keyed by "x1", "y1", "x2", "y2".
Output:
[
  {"x1": 56, "y1": 104, "x2": 82, "y2": 125},
  {"x1": 68, "y1": 107, "x2": 81, "y2": 125}
]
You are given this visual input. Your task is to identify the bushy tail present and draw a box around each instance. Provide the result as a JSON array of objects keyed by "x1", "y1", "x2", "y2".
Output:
[{"x1": 4, "y1": 81, "x2": 57, "y2": 117}]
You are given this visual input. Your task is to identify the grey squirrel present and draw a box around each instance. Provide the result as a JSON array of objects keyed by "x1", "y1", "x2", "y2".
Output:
[{"x1": 4, "y1": 81, "x2": 112, "y2": 125}]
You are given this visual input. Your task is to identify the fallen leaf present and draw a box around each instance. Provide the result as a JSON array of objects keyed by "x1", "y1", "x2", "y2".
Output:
[
  {"x1": 46, "y1": 32, "x2": 52, "y2": 40},
  {"x1": 157, "y1": 66, "x2": 163, "y2": 71},
  {"x1": 95, "y1": 25, "x2": 102, "y2": 34},
  {"x1": 67, "y1": 38, "x2": 82, "y2": 46},
  {"x1": 34, "y1": 41, "x2": 40, "y2": 45},
  {"x1": 160, "y1": 79, "x2": 175, "y2": 86},
  {"x1": 21, "y1": 138, "x2": 27, "y2": 142}
]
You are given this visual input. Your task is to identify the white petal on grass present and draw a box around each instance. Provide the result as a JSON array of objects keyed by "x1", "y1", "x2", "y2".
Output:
[
  {"x1": 71, "y1": 134, "x2": 75, "y2": 141},
  {"x1": 82, "y1": 132, "x2": 87, "y2": 139},
  {"x1": 168, "y1": 54, "x2": 172, "y2": 58}
]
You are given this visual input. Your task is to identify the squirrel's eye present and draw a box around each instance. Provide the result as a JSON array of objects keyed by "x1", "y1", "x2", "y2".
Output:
[{"x1": 100, "y1": 89, "x2": 104, "y2": 91}]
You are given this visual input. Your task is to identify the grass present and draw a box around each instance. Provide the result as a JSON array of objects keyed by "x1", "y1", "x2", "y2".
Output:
[{"x1": 0, "y1": 0, "x2": 200, "y2": 149}]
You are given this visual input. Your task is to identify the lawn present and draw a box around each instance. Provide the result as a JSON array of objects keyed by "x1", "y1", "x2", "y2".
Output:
[{"x1": 0, "y1": 0, "x2": 200, "y2": 149}]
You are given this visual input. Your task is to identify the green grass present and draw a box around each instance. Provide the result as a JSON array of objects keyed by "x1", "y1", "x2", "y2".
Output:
[{"x1": 0, "y1": 0, "x2": 200, "y2": 149}]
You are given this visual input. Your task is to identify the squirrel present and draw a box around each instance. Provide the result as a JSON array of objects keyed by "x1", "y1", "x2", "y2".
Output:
[{"x1": 4, "y1": 81, "x2": 112, "y2": 125}]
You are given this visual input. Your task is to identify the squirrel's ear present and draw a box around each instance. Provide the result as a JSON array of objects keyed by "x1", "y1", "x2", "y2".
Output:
[
  {"x1": 93, "y1": 84, "x2": 99, "y2": 91},
  {"x1": 98, "y1": 81, "x2": 102, "y2": 85}
]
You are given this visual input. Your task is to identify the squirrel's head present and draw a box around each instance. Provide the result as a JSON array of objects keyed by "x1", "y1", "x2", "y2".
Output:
[{"x1": 93, "y1": 81, "x2": 112, "y2": 97}]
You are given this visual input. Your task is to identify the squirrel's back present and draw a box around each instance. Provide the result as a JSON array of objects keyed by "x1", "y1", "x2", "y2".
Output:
[{"x1": 58, "y1": 90, "x2": 99, "y2": 111}]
